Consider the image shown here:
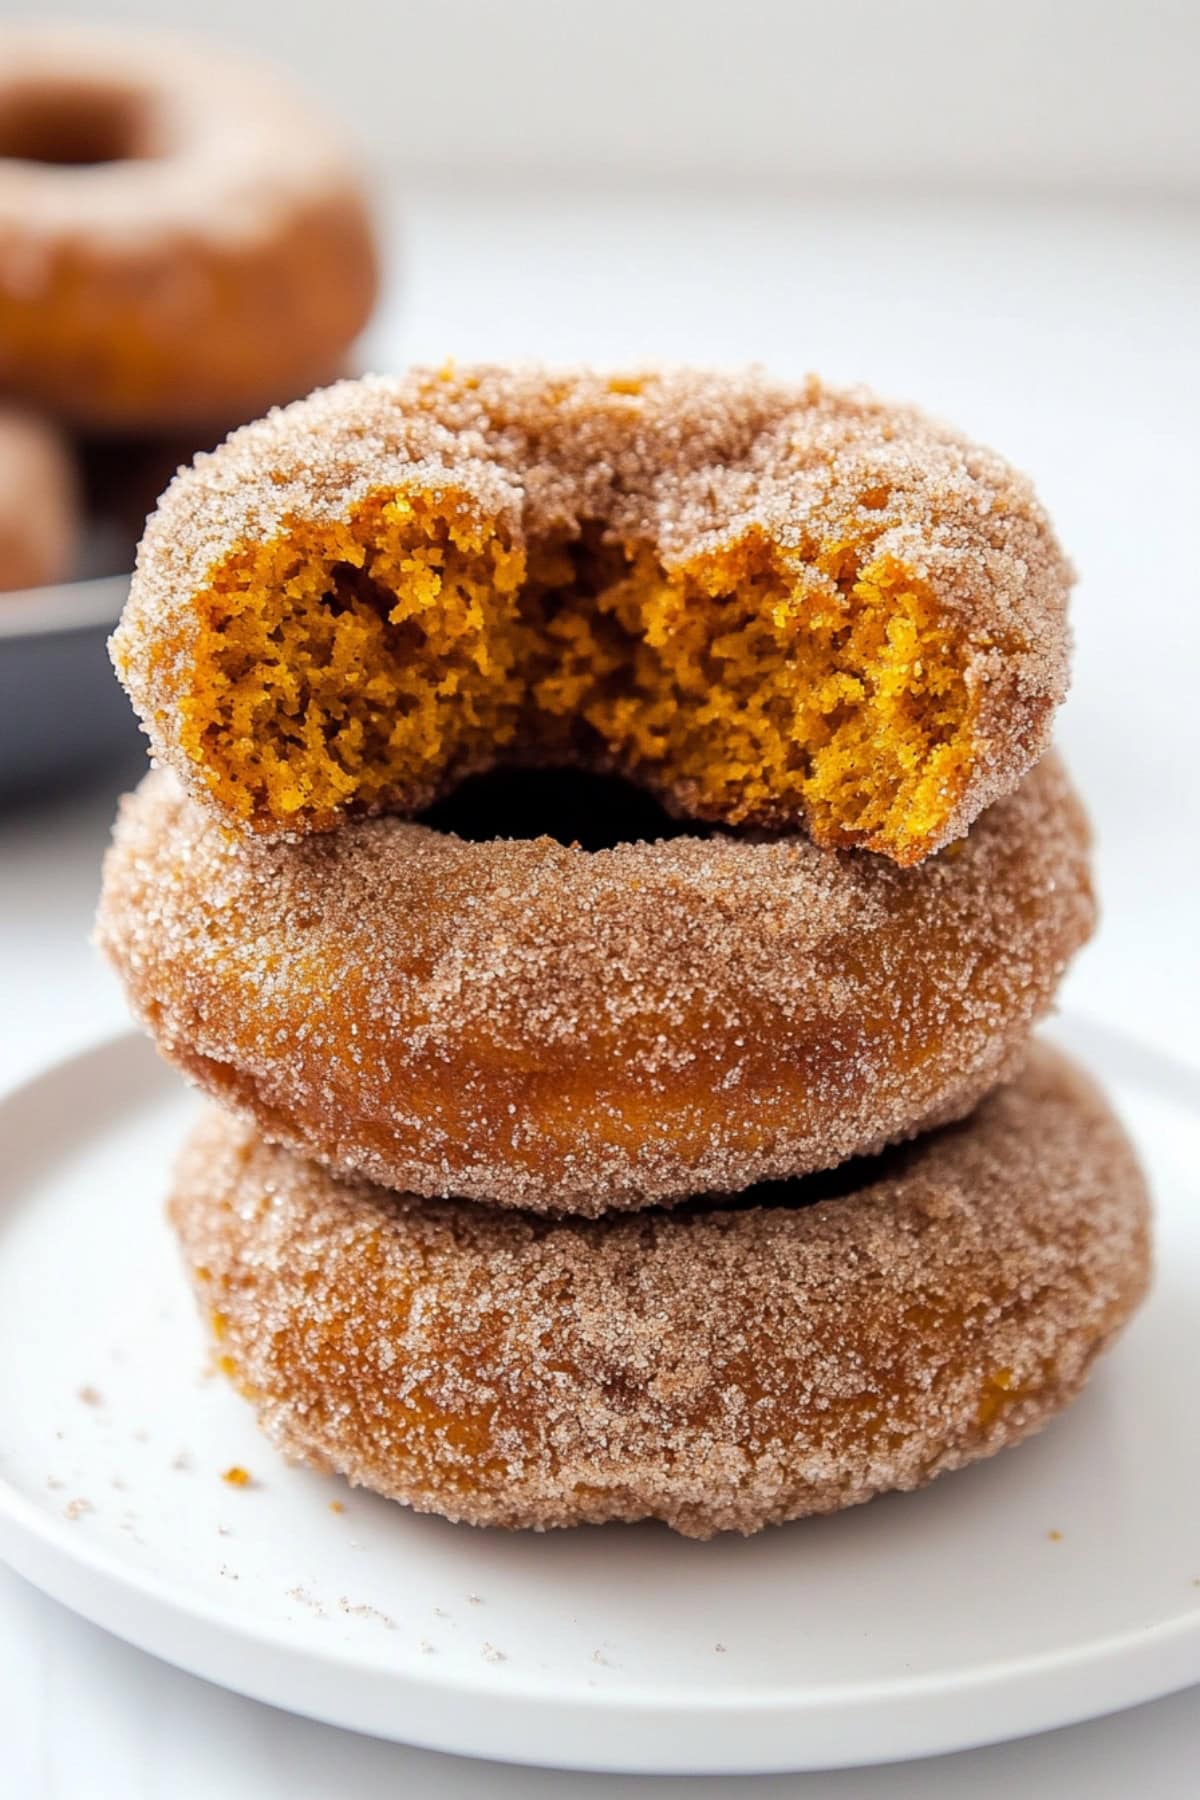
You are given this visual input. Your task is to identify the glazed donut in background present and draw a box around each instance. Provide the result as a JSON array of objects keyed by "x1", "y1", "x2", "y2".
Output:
[
  {"x1": 110, "y1": 365, "x2": 1072, "y2": 866},
  {"x1": 0, "y1": 404, "x2": 79, "y2": 591},
  {"x1": 170, "y1": 1045, "x2": 1151, "y2": 1538},
  {"x1": 98, "y1": 753, "x2": 1095, "y2": 1215},
  {"x1": 0, "y1": 26, "x2": 379, "y2": 432}
]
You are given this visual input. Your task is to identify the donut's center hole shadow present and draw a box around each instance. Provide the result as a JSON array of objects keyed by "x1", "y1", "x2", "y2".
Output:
[
  {"x1": 420, "y1": 766, "x2": 711, "y2": 851},
  {"x1": 0, "y1": 86, "x2": 154, "y2": 166}
]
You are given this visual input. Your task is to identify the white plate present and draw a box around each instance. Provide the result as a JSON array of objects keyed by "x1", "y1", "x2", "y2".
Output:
[{"x1": 0, "y1": 1021, "x2": 1197, "y2": 1775}]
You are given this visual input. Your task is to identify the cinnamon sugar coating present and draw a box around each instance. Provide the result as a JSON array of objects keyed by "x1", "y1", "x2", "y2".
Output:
[
  {"x1": 111, "y1": 364, "x2": 1072, "y2": 863},
  {"x1": 98, "y1": 753, "x2": 1094, "y2": 1215},
  {"x1": 169, "y1": 1046, "x2": 1151, "y2": 1538},
  {"x1": 0, "y1": 25, "x2": 378, "y2": 430}
]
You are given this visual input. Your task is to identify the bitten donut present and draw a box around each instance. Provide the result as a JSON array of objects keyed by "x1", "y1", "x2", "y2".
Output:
[
  {"x1": 98, "y1": 753, "x2": 1095, "y2": 1215},
  {"x1": 111, "y1": 365, "x2": 1072, "y2": 864},
  {"x1": 0, "y1": 26, "x2": 378, "y2": 431},
  {"x1": 0, "y1": 404, "x2": 78, "y2": 591},
  {"x1": 170, "y1": 1046, "x2": 1151, "y2": 1537}
]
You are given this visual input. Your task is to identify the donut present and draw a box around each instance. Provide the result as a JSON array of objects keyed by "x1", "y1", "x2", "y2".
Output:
[
  {"x1": 0, "y1": 25, "x2": 378, "y2": 431},
  {"x1": 169, "y1": 1045, "x2": 1150, "y2": 1538},
  {"x1": 98, "y1": 752, "x2": 1095, "y2": 1215},
  {"x1": 0, "y1": 403, "x2": 78, "y2": 591},
  {"x1": 110, "y1": 364, "x2": 1072, "y2": 864}
]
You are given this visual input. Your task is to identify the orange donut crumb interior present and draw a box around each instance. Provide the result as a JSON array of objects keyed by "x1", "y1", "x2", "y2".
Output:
[{"x1": 176, "y1": 485, "x2": 977, "y2": 860}]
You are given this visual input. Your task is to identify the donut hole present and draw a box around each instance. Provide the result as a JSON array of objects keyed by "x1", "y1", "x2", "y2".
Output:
[
  {"x1": 179, "y1": 487, "x2": 978, "y2": 860},
  {"x1": 0, "y1": 84, "x2": 155, "y2": 167},
  {"x1": 420, "y1": 766, "x2": 705, "y2": 850}
]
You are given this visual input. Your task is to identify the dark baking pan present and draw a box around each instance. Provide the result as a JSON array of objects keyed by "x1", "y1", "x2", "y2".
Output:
[{"x1": 0, "y1": 574, "x2": 143, "y2": 803}]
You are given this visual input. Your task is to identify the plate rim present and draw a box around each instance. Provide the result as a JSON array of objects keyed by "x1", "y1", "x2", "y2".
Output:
[{"x1": 0, "y1": 1024, "x2": 1197, "y2": 1773}]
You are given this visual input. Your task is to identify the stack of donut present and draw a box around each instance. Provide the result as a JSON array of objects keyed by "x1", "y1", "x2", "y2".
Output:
[
  {"x1": 0, "y1": 24, "x2": 378, "y2": 591},
  {"x1": 97, "y1": 364, "x2": 1150, "y2": 1538}
]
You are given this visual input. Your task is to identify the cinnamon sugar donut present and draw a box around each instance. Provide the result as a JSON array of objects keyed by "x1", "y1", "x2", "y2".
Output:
[
  {"x1": 0, "y1": 404, "x2": 78, "y2": 591},
  {"x1": 110, "y1": 364, "x2": 1072, "y2": 864},
  {"x1": 170, "y1": 1045, "x2": 1150, "y2": 1537},
  {"x1": 98, "y1": 753, "x2": 1095, "y2": 1215},
  {"x1": 0, "y1": 26, "x2": 378, "y2": 431}
]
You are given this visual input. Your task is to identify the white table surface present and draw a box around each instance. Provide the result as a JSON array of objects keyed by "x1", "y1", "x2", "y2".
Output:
[{"x1": 1, "y1": 182, "x2": 1198, "y2": 1795}]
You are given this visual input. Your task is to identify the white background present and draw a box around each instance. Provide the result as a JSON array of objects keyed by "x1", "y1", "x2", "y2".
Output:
[
  {"x1": 19, "y1": 0, "x2": 1200, "y2": 194},
  {"x1": 2, "y1": 1, "x2": 1199, "y2": 1793}
]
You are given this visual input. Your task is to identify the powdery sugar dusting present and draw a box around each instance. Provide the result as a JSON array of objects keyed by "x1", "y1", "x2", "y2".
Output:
[{"x1": 169, "y1": 1046, "x2": 1151, "y2": 1538}]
